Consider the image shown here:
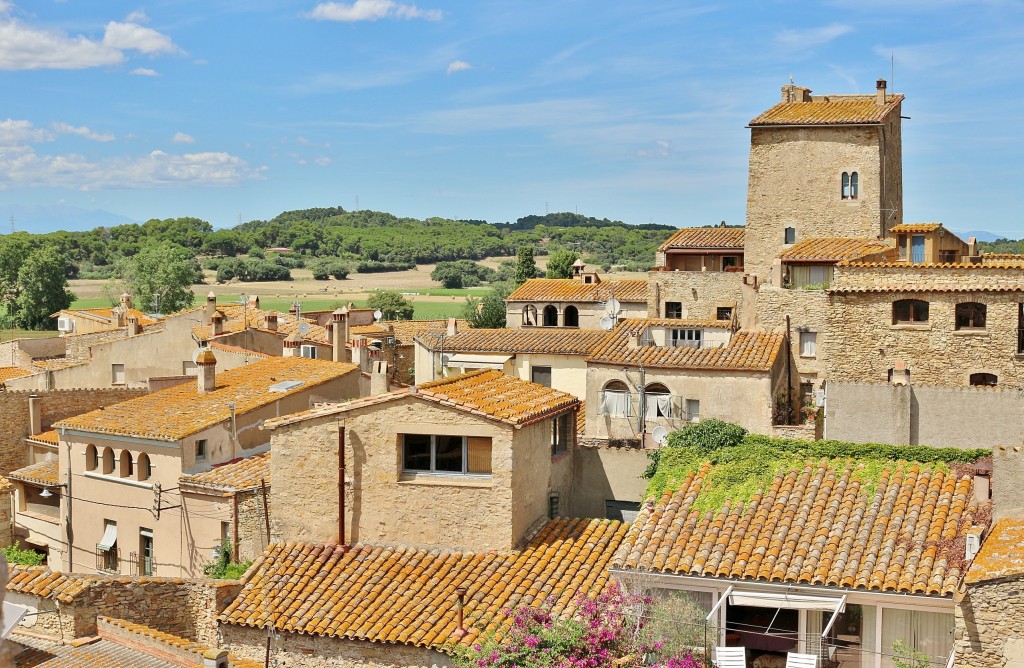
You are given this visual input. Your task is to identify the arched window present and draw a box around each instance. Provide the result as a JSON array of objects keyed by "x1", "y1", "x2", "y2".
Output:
[
  {"x1": 101, "y1": 447, "x2": 115, "y2": 475},
  {"x1": 970, "y1": 373, "x2": 998, "y2": 387},
  {"x1": 600, "y1": 380, "x2": 632, "y2": 418},
  {"x1": 892, "y1": 299, "x2": 929, "y2": 325},
  {"x1": 118, "y1": 450, "x2": 134, "y2": 478},
  {"x1": 522, "y1": 305, "x2": 537, "y2": 327},
  {"x1": 956, "y1": 302, "x2": 987, "y2": 330},
  {"x1": 564, "y1": 305, "x2": 579, "y2": 328},
  {"x1": 842, "y1": 172, "x2": 859, "y2": 200},
  {"x1": 542, "y1": 305, "x2": 558, "y2": 327},
  {"x1": 644, "y1": 383, "x2": 674, "y2": 418},
  {"x1": 137, "y1": 452, "x2": 152, "y2": 481},
  {"x1": 85, "y1": 444, "x2": 98, "y2": 471}
]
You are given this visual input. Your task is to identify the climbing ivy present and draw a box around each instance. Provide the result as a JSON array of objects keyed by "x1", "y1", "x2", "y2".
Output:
[{"x1": 644, "y1": 421, "x2": 989, "y2": 512}]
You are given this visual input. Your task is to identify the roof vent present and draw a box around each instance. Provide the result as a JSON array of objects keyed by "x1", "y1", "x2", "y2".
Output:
[{"x1": 269, "y1": 380, "x2": 304, "y2": 393}]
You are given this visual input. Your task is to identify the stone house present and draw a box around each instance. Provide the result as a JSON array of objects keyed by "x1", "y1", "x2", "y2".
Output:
[
  {"x1": 611, "y1": 455, "x2": 988, "y2": 668},
  {"x1": 18, "y1": 355, "x2": 358, "y2": 576},
  {"x1": 349, "y1": 317, "x2": 469, "y2": 385},
  {"x1": 505, "y1": 272, "x2": 648, "y2": 329},
  {"x1": 53, "y1": 292, "x2": 160, "y2": 336},
  {"x1": 889, "y1": 223, "x2": 972, "y2": 265}
]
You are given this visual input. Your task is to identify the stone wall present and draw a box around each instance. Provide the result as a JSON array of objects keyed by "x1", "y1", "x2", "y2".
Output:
[
  {"x1": 825, "y1": 291, "x2": 1023, "y2": 386},
  {"x1": 646, "y1": 270, "x2": 745, "y2": 322},
  {"x1": 755, "y1": 287, "x2": 829, "y2": 384},
  {"x1": 0, "y1": 486, "x2": 11, "y2": 547},
  {"x1": 64, "y1": 328, "x2": 133, "y2": 362},
  {"x1": 235, "y1": 487, "x2": 270, "y2": 562},
  {"x1": 991, "y1": 445, "x2": 1024, "y2": 522},
  {"x1": 832, "y1": 264, "x2": 1024, "y2": 291},
  {"x1": 825, "y1": 381, "x2": 1024, "y2": 449},
  {"x1": 568, "y1": 444, "x2": 650, "y2": 519},
  {"x1": 0, "y1": 387, "x2": 147, "y2": 475},
  {"x1": 955, "y1": 576, "x2": 1024, "y2": 668},
  {"x1": 222, "y1": 625, "x2": 451, "y2": 668}
]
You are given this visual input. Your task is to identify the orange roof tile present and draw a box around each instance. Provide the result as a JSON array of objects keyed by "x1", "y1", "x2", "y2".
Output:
[
  {"x1": 588, "y1": 320, "x2": 783, "y2": 372},
  {"x1": 779, "y1": 237, "x2": 897, "y2": 263},
  {"x1": 196, "y1": 304, "x2": 330, "y2": 344},
  {"x1": 0, "y1": 365, "x2": 32, "y2": 382},
  {"x1": 749, "y1": 94, "x2": 903, "y2": 126},
  {"x1": 659, "y1": 227, "x2": 745, "y2": 252},
  {"x1": 965, "y1": 518, "x2": 1024, "y2": 584},
  {"x1": 417, "y1": 328, "x2": 610, "y2": 356},
  {"x1": 614, "y1": 459, "x2": 980, "y2": 596},
  {"x1": 208, "y1": 341, "x2": 271, "y2": 359},
  {"x1": 888, "y1": 223, "x2": 944, "y2": 234},
  {"x1": 57, "y1": 307, "x2": 160, "y2": 327},
  {"x1": 53, "y1": 356, "x2": 358, "y2": 442},
  {"x1": 507, "y1": 278, "x2": 647, "y2": 303},
  {"x1": 180, "y1": 451, "x2": 270, "y2": 492},
  {"x1": 350, "y1": 319, "x2": 469, "y2": 344},
  {"x1": 7, "y1": 458, "x2": 58, "y2": 486},
  {"x1": 27, "y1": 430, "x2": 59, "y2": 445},
  {"x1": 219, "y1": 518, "x2": 628, "y2": 649}
]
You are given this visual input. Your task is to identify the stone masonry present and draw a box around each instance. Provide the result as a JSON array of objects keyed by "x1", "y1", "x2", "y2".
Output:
[{"x1": 955, "y1": 576, "x2": 1024, "y2": 668}]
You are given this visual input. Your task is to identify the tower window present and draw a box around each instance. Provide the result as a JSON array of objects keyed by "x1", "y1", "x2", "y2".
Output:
[
  {"x1": 842, "y1": 171, "x2": 859, "y2": 200},
  {"x1": 784, "y1": 227, "x2": 796, "y2": 245}
]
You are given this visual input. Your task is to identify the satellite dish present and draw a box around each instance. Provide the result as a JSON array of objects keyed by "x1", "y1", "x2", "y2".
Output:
[
  {"x1": 191, "y1": 347, "x2": 206, "y2": 364},
  {"x1": 599, "y1": 316, "x2": 614, "y2": 331},
  {"x1": 606, "y1": 298, "x2": 621, "y2": 315},
  {"x1": 373, "y1": 309, "x2": 383, "y2": 321},
  {"x1": 298, "y1": 322, "x2": 310, "y2": 335},
  {"x1": 652, "y1": 426, "x2": 669, "y2": 445}
]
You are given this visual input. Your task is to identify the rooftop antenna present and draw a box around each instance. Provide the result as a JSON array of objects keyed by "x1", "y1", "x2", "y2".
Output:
[
  {"x1": 890, "y1": 51, "x2": 895, "y2": 92},
  {"x1": 8, "y1": 215, "x2": 13, "y2": 234},
  {"x1": 789, "y1": 73, "x2": 794, "y2": 84}
]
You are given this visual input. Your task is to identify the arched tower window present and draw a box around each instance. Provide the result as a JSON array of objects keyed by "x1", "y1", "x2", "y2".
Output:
[
  {"x1": 522, "y1": 305, "x2": 537, "y2": 327},
  {"x1": 842, "y1": 171, "x2": 859, "y2": 200},
  {"x1": 85, "y1": 444, "x2": 98, "y2": 471},
  {"x1": 542, "y1": 305, "x2": 558, "y2": 327},
  {"x1": 564, "y1": 305, "x2": 579, "y2": 328}
]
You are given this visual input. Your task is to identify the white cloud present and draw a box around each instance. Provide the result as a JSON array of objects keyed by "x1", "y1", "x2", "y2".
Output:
[
  {"x1": 172, "y1": 132, "x2": 195, "y2": 144},
  {"x1": 52, "y1": 122, "x2": 115, "y2": 142},
  {"x1": 776, "y1": 23, "x2": 852, "y2": 50},
  {"x1": 446, "y1": 60, "x2": 471, "y2": 75},
  {"x1": 314, "y1": 156, "x2": 332, "y2": 166},
  {"x1": 307, "y1": 0, "x2": 442, "y2": 22},
  {"x1": 0, "y1": 119, "x2": 52, "y2": 146},
  {"x1": 635, "y1": 139, "x2": 670, "y2": 158},
  {"x1": 130, "y1": 67, "x2": 158, "y2": 76},
  {"x1": 103, "y1": 21, "x2": 181, "y2": 55},
  {"x1": 125, "y1": 10, "x2": 148, "y2": 23}
]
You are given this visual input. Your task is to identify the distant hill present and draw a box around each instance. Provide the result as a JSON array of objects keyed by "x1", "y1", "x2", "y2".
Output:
[
  {"x1": 952, "y1": 229, "x2": 1002, "y2": 243},
  {"x1": 2, "y1": 205, "x2": 138, "y2": 233}
]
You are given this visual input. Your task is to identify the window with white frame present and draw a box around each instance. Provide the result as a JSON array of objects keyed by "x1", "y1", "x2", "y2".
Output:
[
  {"x1": 644, "y1": 383, "x2": 675, "y2": 418},
  {"x1": 685, "y1": 399, "x2": 700, "y2": 422},
  {"x1": 600, "y1": 381, "x2": 633, "y2": 418},
  {"x1": 799, "y1": 331, "x2": 817, "y2": 358},
  {"x1": 401, "y1": 434, "x2": 492, "y2": 475},
  {"x1": 670, "y1": 328, "x2": 702, "y2": 348}
]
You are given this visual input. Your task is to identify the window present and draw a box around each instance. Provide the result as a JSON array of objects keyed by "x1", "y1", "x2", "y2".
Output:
[
  {"x1": 841, "y1": 171, "x2": 859, "y2": 200},
  {"x1": 939, "y1": 250, "x2": 957, "y2": 263},
  {"x1": 789, "y1": 264, "x2": 834, "y2": 289},
  {"x1": 911, "y1": 235, "x2": 925, "y2": 263},
  {"x1": 670, "y1": 329, "x2": 702, "y2": 348},
  {"x1": 137, "y1": 452, "x2": 151, "y2": 481},
  {"x1": 182, "y1": 361, "x2": 198, "y2": 376},
  {"x1": 665, "y1": 302, "x2": 684, "y2": 319},
  {"x1": 955, "y1": 302, "x2": 987, "y2": 330},
  {"x1": 86, "y1": 444, "x2": 98, "y2": 471},
  {"x1": 532, "y1": 366, "x2": 552, "y2": 387},
  {"x1": 119, "y1": 450, "x2": 134, "y2": 478},
  {"x1": 716, "y1": 306, "x2": 733, "y2": 321},
  {"x1": 548, "y1": 492, "x2": 560, "y2": 519},
  {"x1": 195, "y1": 439, "x2": 207, "y2": 461},
  {"x1": 111, "y1": 363, "x2": 125, "y2": 385},
  {"x1": 552, "y1": 413, "x2": 573, "y2": 456},
  {"x1": 800, "y1": 382, "x2": 814, "y2": 408},
  {"x1": 401, "y1": 434, "x2": 492, "y2": 475},
  {"x1": 721, "y1": 256, "x2": 739, "y2": 271},
  {"x1": 563, "y1": 305, "x2": 579, "y2": 327},
  {"x1": 685, "y1": 399, "x2": 700, "y2": 422},
  {"x1": 522, "y1": 305, "x2": 537, "y2": 327},
  {"x1": 139, "y1": 529, "x2": 154, "y2": 576},
  {"x1": 600, "y1": 380, "x2": 633, "y2": 418},
  {"x1": 784, "y1": 227, "x2": 796, "y2": 245},
  {"x1": 97, "y1": 520, "x2": 118, "y2": 573},
  {"x1": 799, "y1": 332, "x2": 817, "y2": 357},
  {"x1": 970, "y1": 373, "x2": 998, "y2": 387},
  {"x1": 542, "y1": 305, "x2": 558, "y2": 327},
  {"x1": 880, "y1": 609, "x2": 953, "y2": 668},
  {"x1": 101, "y1": 447, "x2": 115, "y2": 475},
  {"x1": 645, "y1": 383, "x2": 674, "y2": 418},
  {"x1": 893, "y1": 299, "x2": 929, "y2": 325},
  {"x1": 300, "y1": 344, "x2": 317, "y2": 359}
]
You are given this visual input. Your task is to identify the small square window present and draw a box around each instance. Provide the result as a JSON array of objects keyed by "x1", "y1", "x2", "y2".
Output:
[
  {"x1": 685, "y1": 399, "x2": 700, "y2": 422},
  {"x1": 111, "y1": 363, "x2": 125, "y2": 385},
  {"x1": 195, "y1": 439, "x2": 207, "y2": 461},
  {"x1": 799, "y1": 332, "x2": 817, "y2": 358},
  {"x1": 665, "y1": 302, "x2": 683, "y2": 319},
  {"x1": 716, "y1": 306, "x2": 733, "y2": 321}
]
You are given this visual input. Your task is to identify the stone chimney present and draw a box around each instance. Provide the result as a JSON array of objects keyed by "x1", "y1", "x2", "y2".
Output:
[
  {"x1": 28, "y1": 394, "x2": 42, "y2": 435},
  {"x1": 265, "y1": 311, "x2": 278, "y2": 332},
  {"x1": 447, "y1": 317, "x2": 458, "y2": 337},
  {"x1": 370, "y1": 360, "x2": 389, "y2": 395},
  {"x1": 127, "y1": 315, "x2": 141, "y2": 336},
  {"x1": 210, "y1": 312, "x2": 224, "y2": 337},
  {"x1": 205, "y1": 291, "x2": 217, "y2": 324},
  {"x1": 332, "y1": 307, "x2": 349, "y2": 363},
  {"x1": 119, "y1": 292, "x2": 133, "y2": 311},
  {"x1": 876, "y1": 78, "x2": 887, "y2": 105},
  {"x1": 113, "y1": 308, "x2": 126, "y2": 328},
  {"x1": 890, "y1": 359, "x2": 910, "y2": 386},
  {"x1": 283, "y1": 331, "x2": 302, "y2": 357},
  {"x1": 781, "y1": 83, "x2": 812, "y2": 103},
  {"x1": 196, "y1": 348, "x2": 217, "y2": 393},
  {"x1": 202, "y1": 649, "x2": 229, "y2": 668},
  {"x1": 992, "y1": 445, "x2": 1024, "y2": 522}
]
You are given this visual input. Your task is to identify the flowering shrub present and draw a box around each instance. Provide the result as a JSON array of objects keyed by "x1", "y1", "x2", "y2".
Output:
[{"x1": 454, "y1": 582, "x2": 706, "y2": 668}]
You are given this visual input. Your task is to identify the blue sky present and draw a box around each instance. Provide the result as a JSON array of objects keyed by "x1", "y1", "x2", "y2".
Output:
[{"x1": 1, "y1": 0, "x2": 1023, "y2": 236}]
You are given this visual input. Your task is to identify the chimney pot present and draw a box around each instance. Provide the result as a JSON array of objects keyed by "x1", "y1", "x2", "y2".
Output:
[
  {"x1": 447, "y1": 318, "x2": 458, "y2": 336},
  {"x1": 876, "y1": 78, "x2": 887, "y2": 105},
  {"x1": 196, "y1": 348, "x2": 217, "y2": 393}
]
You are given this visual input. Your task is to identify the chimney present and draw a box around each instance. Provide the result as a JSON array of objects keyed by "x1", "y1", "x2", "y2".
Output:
[
  {"x1": 283, "y1": 331, "x2": 302, "y2": 357},
  {"x1": 332, "y1": 307, "x2": 349, "y2": 363},
  {"x1": 890, "y1": 359, "x2": 910, "y2": 386},
  {"x1": 210, "y1": 312, "x2": 224, "y2": 337},
  {"x1": 127, "y1": 315, "x2": 141, "y2": 336},
  {"x1": 119, "y1": 292, "x2": 133, "y2": 311},
  {"x1": 289, "y1": 302, "x2": 300, "y2": 317},
  {"x1": 876, "y1": 78, "x2": 887, "y2": 105},
  {"x1": 113, "y1": 307, "x2": 126, "y2": 328},
  {"x1": 28, "y1": 394, "x2": 42, "y2": 435},
  {"x1": 196, "y1": 348, "x2": 217, "y2": 393},
  {"x1": 350, "y1": 336, "x2": 369, "y2": 370},
  {"x1": 205, "y1": 291, "x2": 217, "y2": 324},
  {"x1": 248, "y1": 295, "x2": 260, "y2": 310},
  {"x1": 202, "y1": 649, "x2": 229, "y2": 668},
  {"x1": 447, "y1": 317, "x2": 458, "y2": 337},
  {"x1": 370, "y1": 360, "x2": 389, "y2": 395},
  {"x1": 265, "y1": 311, "x2": 278, "y2": 332}
]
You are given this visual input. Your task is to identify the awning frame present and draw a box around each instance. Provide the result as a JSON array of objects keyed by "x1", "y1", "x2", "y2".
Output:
[{"x1": 97, "y1": 522, "x2": 117, "y2": 551}]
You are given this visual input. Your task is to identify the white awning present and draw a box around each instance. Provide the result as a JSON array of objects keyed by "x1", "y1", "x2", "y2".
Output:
[
  {"x1": 97, "y1": 523, "x2": 117, "y2": 551},
  {"x1": 446, "y1": 354, "x2": 513, "y2": 370},
  {"x1": 729, "y1": 591, "x2": 846, "y2": 613},
  {"x1": 1, "y1": 602, "x2": 29, "y2": 638}
]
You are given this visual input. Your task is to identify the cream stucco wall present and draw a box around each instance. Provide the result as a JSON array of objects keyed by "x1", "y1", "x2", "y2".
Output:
[{"x1": 505, "y1": 300, "x2": 646, "y2": 330}]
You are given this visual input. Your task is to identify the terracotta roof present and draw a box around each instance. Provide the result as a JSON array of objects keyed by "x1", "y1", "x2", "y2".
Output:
[
  {"x1": 53, "y1": 357, "x2": 359, "y2": 442},
  {"x1": 507, "y1": 278, "x2": 648, "y2": 303},
  {"x1": 208, "y1": 341, "x2": 271, "y2": 359},
  {"x1": 588, "y1": 320, "x2": 783, "y2": 371},
  {"x1": 32, "y1": 358, "x2": 87, "y2": 372},
  {"x1": 889, "y1": 223, "x2": 944, "y2": 234},
  {"x1": 219, "y1": 518, "x2": 628, "y2": 648},
  {"x1": 8, "y1": 458, "x2": 58, "y2": 486},
  {"x1": 27, "y1": 430, "x2": 59, "y2": 445},
  {"x1": 7, "y1": 567, "x2": 97, "y2": 603},
  {"x1": 659, "y1": 227, "x2": 745, "y2": 252},
  {"x1": 418, "y1": 328, "x2": 610, "y2": 356},
  {"x1": 0, "y1": 366, "x2": 31, "y2": 382},
  {"x1": 749, "y1": 94, "x2": 903, "y2": 126},
  {"x1": 614, "y1": 459, "x2": 979, "y2": 596},
  {"x1": 196, "y1": 304, "x2": 329, "y2": 344},
  {"x1": 965, "y1": 518, "x2": 1024, "y2": 584},
  {"x1": 576, "y1": 401, "x2": 586, "y2": 434},
  {"x1": 779, "y1": 237, "x2": 897, "y2": 263},
  {"x1": 180, "y1": 452, "x2": 270, "y2": 492},
  {"x1": 266, "y1": 369, "x2": 579, "y2": 430},
  {"x1": 830, "y1": 284, "x2": 1024, "y2": 294},
  {"x1": 57, "y1": 307, "x2": 159, "y2": 327}
]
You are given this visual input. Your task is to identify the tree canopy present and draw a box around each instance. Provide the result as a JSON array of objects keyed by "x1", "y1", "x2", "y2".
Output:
[
  {"x1": 367, "y1": 290, "x2": 414, "y2": 320},
  {"x1": 112, "y1": 242, "x2": 199, "y2": 314},
  {"x1": 12, "y1": 245, "x2": 75, "y2": 329},
  {"x1": 545, "y1": 249, "x2": 579, "y2": 279},
  {"x1": 462, "y1": 282, "x2": 511, "y2": 329},
  {"x1": 513, "y1": 245, "x2": 539, "y2": 286}
]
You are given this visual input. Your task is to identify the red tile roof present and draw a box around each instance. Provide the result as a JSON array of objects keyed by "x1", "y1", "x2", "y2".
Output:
[
  {"x1": 779, "y1": 237, "x2": 896, "y2": 263},
  {"x1": 27, "y1": 430, "x2": 59, "y2": 445},
  {"x1": 888, "y1": 223, "x2": 944, "y2": 234},
  {"x1": 965, "y1": 518, "x2": 1024, "y2": 584},
  {"x1": 659, "y1": 227, "x2": 745, "y2": 252},
  {"x1": 418, "y1": 328, "x2": 610, "y2": 356},
  {"x1": 7, "y1": 458, "x2": 58, "y2": 486},
  {"x1": 0, "y1": 366, "x2": 32, "y2": 382},
  {"x1": 180, "y1": 452, "x2": 270, "y2": 492},
  {"x1": 507, "y1": 278, "x2": 647, "y2": 303},
  {"x1": 614, "y1": 459, "x2": 980, "y2": 596},
  {"x1": 749, "y1": 94, "x2": 903, "y2": 126},
  {"x1": 219, "y1": 518, "x2": 628, "y2": 648}
]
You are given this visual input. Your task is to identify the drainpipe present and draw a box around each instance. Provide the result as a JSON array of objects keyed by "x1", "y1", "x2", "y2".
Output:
[
  {"x1": 60, "y1": 427, "x2": 71, "y2": 572},
  {"x1": 232, "y1": 493, "x2": 240, "y2": 562},
  {"x1": 338, "y1": 425, "x2": 349, "y2": 552},
  {"x1": 785, "y1": 315, "x2": 793, "y2": 424}
]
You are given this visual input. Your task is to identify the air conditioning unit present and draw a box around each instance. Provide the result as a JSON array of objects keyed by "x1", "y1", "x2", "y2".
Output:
[
  {"x1": 57, "y1": 317, "x2": 75, "y2": 333},
  {"x1": 299, "y1": 344, "x2": 317, "y2": 359}
]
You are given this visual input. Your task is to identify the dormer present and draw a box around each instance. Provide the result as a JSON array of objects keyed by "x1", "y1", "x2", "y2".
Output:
[
  {"x1": 638, "y1": 320, "x2": 733, "y2": 349},
  {"x1": 889, "y1": 223, "x2": 969, "y2": 264},
  {"x1": 574, "y1": 261, "x2": 601, "y2": 284}
]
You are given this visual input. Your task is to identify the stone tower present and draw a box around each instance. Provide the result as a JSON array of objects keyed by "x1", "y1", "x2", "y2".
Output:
[{"x1": 743, "y1": 79, "x2": 904, "y2": 282}]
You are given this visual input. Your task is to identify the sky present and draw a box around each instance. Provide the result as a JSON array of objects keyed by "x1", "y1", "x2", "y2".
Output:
[{"x1": 1, "y1": 0, "x2": 1024, "y2": 237}]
